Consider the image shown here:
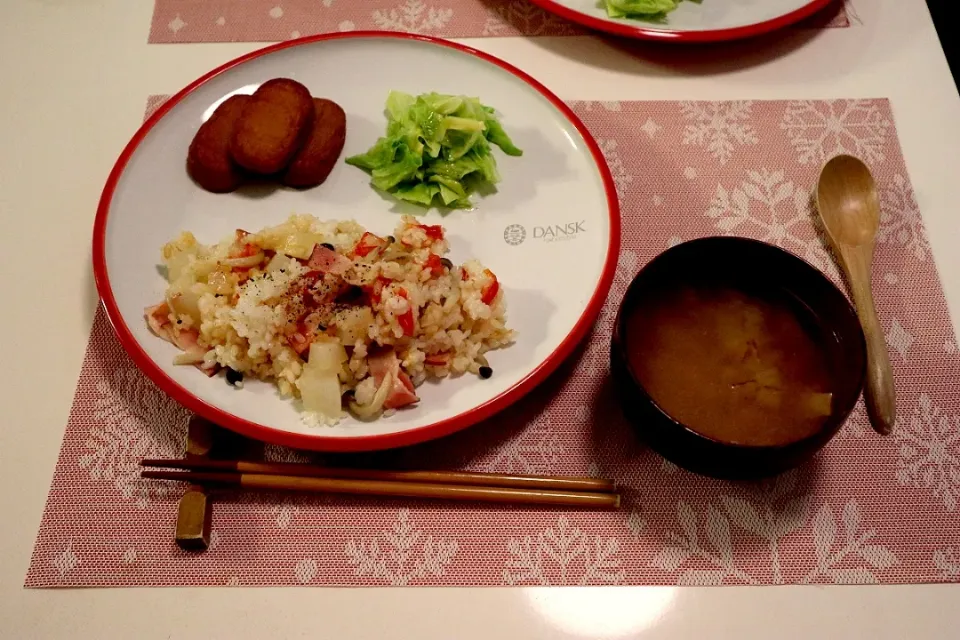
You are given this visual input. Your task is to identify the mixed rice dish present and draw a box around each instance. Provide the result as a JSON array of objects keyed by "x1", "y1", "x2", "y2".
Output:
[{"x1": 144, "y1": 214, "x2": 514, "y2": 423}]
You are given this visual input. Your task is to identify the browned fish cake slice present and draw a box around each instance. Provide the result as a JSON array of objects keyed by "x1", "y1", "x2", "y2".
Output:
[
  {"x1": 230, "y1": 78, "x2": 314, "y2": 175},
  {"x1": 282, "y1": 98, "x2": 347, "y2": 189},
  {"x1": 186, "y1": 95, "x2": 250, "y2": 193}
]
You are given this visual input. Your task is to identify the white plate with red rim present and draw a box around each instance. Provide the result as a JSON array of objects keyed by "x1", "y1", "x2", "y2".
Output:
[
  {"x1": 93, "y1": 32, "x2": 620, "y2": 452},
  {"x1": 530, "y1": 0, "x2": 835, "y2": 42}
]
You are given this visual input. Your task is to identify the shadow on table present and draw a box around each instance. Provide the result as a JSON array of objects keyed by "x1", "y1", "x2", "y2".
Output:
[
  {"x1": 531, "y1": 28, "x2": 815, "y2": 77},
  {"x1": 587, "y1": 372, "x2": 826, "y2": 553},
  {"x1": 82, "y1": 253, "x2": 99, "y2": 328}
]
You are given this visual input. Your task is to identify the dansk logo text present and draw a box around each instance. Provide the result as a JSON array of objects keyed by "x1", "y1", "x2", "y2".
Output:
[{"x1": 532, "y1": 221, "x2": 586, "y2": 242}]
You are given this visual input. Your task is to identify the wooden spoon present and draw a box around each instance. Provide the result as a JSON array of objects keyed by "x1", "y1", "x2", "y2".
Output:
[{"x1": 816, "y1": 155, "x2": 896, "y2": 435}]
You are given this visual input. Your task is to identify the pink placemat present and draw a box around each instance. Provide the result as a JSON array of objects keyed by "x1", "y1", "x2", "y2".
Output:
[
  {"x1": 27, "y1": 96, "x2": 960, "y2": 588},
  {"x1": 149, "y1": 0, "x2": 851, "y2": 43}
]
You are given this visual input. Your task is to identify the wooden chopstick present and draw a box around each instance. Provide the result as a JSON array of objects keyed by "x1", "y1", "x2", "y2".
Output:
[
  {"x1": 141, "y1": 458, "x2": 616, "y2": 493},
  {"x1": 141, "y1": 470, "x2": 621, "y2": 510}
]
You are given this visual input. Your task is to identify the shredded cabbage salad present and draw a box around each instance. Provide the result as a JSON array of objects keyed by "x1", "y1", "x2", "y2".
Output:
[
  {"x1": 604, "y1": 0, "x2": 702, "y2": 22},
  {"x1": 345, "y1": 91, "x2": 522, "y2": 210}
]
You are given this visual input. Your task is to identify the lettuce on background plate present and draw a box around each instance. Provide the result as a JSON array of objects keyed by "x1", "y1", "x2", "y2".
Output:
[{"x1": 604, "y1": 0, "x2": 701, "y2": 22}]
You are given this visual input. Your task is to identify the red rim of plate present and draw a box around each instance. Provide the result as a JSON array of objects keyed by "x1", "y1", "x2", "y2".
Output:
[
  {"x1": 92, "y1": 31, "x2": 621, "y2": 453},
  {"x1": 528, "y1": 0, "x2": 835, "y2": 42}
]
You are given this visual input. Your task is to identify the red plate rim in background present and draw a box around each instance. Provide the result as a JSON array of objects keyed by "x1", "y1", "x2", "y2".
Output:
[{"x1": 529, "y1": 0, "x2": 836, "y2": 42}]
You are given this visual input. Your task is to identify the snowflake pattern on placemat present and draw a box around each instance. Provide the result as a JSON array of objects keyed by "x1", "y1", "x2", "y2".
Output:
[
  {"x1": 704, "y1": 167, "x2": 839, "y2": 277},
  {"x1": 878, "y1": 174, "x2": 930, "y2": 261},
  {"x1": 345, "y1": 509, "x2": 459, "y2": 585},
  {"x1": 148, "y1": 0, "x2": 851, "y2": 43},
  {"x1": 482, "y1": 0, "x2": 581, "y2": 37},
  {"x1": 934, "y1": 548, "x2": 960, "y2": 581},
  {"x1": 80, "y1": 368, "x2": 188, "y2": 507},
  {"x1": 371, "y1": 0, "x2": 453, "y2": 32},
  {"x1": 24, "y1": 97, "x2": 960, "y2": 588},
  {"x1": 681, "y1": 101, "x2": 759, "y2": 165},
  {"x1": 896, "y1": 395, "x2": 960, "y2": 512},
  {"x1": 503, "y1": 516, "x2": 625, "y2": 586},
  {"x1": 780, "y1": 99, "x2": 891, "y2": 166}
]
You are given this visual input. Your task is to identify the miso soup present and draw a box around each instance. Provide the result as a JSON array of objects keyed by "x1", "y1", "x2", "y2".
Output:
[{"x1": 625, "y1": 284, "x2": 835, "y2": 446}]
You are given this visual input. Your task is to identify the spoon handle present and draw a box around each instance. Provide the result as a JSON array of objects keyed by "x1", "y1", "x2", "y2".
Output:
[{"x1": 842, "y1": 248, "x2": 897, "y2": 434}]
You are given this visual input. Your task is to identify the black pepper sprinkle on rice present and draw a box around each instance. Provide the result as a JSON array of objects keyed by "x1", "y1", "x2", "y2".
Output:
[
  {"x1": 321, "y1": 243, "x2": 335, "y2": 251},
  {"x1": 226, "y1": 368, "x2": 244, "y2": 387},
  {"x1": 337, "y1": 285, "x2": 365, "y2": 303},
  {"x1": 387, "y1": 235, "x2": 396, "y2": 243},
  {"x1": 440, "y1": 258, "x2": 453, "y2": 269},
  {"x1": 479, "y1": 366, "x2": 493, "y2": 379}
]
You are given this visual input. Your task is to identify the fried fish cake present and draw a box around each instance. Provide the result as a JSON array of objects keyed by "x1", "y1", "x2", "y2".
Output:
[
  {"x1": 282, "y1": 99, "x2": 347, "y2": 189},
  {"x1": 230, "y1": 78, "x2": 314, "y2": 175},
  {"x1": 186, "y1": 95, "x2": 250, "y2": 193}
]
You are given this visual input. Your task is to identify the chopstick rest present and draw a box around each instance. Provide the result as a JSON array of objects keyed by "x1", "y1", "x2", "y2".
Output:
[{"x1": 174, "y1": 416, "x2": 216, "y2": 551}]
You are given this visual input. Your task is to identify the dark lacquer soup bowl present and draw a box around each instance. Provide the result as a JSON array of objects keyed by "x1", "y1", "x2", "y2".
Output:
[{"x1": 610, "y1": 237, "x2": 867, "y2": 479}]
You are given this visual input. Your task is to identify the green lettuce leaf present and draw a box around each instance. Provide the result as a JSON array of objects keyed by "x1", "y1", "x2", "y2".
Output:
[
  {"x1": 604, "y1": 0, "x2": 692, "y2": 20},
  {"x1": 344, "y1": 137, "x2": 423, "y2": 192},
  {"x1": 393, "y1": 182, "x2": 441, "y2": 207},
  {"x1": 345, "y1": 90, "x2": 523, "y2": 210},
  {"x1": 484, "y1": 116, "x2": 523, "y2": 157}
]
